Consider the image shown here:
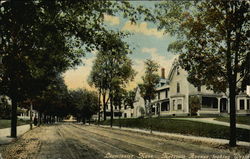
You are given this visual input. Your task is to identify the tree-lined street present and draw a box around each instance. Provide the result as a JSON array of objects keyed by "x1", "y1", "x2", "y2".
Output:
[
  {"x1": 1, "y1": 1, "x2": 250, "y2": 158},
  {"x1": 1, "y1": 123, "x2": 249, "y2": 159}
]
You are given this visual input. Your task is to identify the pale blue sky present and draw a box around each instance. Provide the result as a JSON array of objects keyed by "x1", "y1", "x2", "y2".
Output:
[{"x1": 64, "y1": 1, "x2": 177, "y2": 90}]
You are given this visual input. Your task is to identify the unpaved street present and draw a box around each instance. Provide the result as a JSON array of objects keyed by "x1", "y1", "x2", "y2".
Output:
[{"x1": 0, "y1": 123, "x2": 249, "y2": 159}]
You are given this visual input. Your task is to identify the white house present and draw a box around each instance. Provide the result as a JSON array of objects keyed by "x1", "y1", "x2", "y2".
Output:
[{"x1": 132, "y1": 58, "x2": 250, "y2": 117}]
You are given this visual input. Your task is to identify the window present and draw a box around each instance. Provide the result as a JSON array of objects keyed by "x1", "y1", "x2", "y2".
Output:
[
  {"x1": 158, "y1": 92, "x2": 160, "y2": 100},
  {"x1": 177, "y1": 67, "x2": 180, "y2": 75},
  {"x1": 202, "y1": 97, "x2": 218, "y2": 109},
  {"x1": 131, "y1": 113, "x2": 133, "y2": 117},
  {"x1": 161, "y1": 102, "x2": 169, "y2": 111},
  {"x1": 247, "y1": 99, "x2": 250, "y2": 110},
  {"x1": 177, "y1": 83, "x2": 180, "y2": 93},
  {"x1": 124, "y1": 113, "x2": 127, "y2": 118},
  {"x1": 177, "y1": 99, "x2": 182, "y2": 110},
  {"x1": 240, "y1": 99, "x2": 245, "y2": 110},
  {"x1": 165, "y1": 89, "x2": 168, "y2": 98},
  {"x1": 115, "y1": 106, "x2": 117, "y2": 110}
]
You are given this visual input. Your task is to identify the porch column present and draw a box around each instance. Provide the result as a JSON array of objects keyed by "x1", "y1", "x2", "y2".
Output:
[
  {"x1": 245, "y1": 99, "x2": 247, "y2": 110},
  {"x1": 169, "y1": 99, "x2": 172, "y2": 112},
  {"x1": 159, "y1": 102, "x2": 161, "y2": 115},
  {"x1": 217, "y1": 97, "x2": 221, "y2": 113},
  {"x1": 237, "y1": 98, "x2": 240, "y2": 111},
  {"x1": 228, "y1": 98, "x2": 230, "y2": 113}
]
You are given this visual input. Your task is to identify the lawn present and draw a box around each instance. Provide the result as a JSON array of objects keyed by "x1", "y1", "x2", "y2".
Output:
[
  {"x1": 215, "y1": 116, "x2": 250, "y2": 125},
  {"x1": 99, "y1": 118, "x2": 250, "y2": 142},
  {"x1": 0, "y1": 119, "x2": 30, "y2": 129}
]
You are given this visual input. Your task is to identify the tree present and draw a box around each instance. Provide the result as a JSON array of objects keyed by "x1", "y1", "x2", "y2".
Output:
[
  {"x1": 89, "y1": 31, "x2": 136, "y2": 127},
  {"x1": 69, "y1": 89, "x2": 98, "y2": 124},
  {"x1": 32, "y1": 75, "x2": 70, "y2": 124},
  {"x1": 153, "y1": 0, "x2": 249, "y2": 146},
  {"x1": 123, "y1": 89, "x2": 136, "y2": 110},
  {"x1": 139, "y1": 59, "x2": 160, "y2": 116},
  {"x1": 0, "y1": 96, "x2": 11, "y2": 119}
]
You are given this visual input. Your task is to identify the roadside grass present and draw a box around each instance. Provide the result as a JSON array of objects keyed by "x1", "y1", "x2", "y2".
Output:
[
  {"x1": 99, "y1": 118, "x2": 250, "y2": 142},
  {"x1": 0, "y1": 119, "x2": 30, "y2": 129},
  {"x1": 214, "y1": 116, "x2": 250, "y2": 125}
]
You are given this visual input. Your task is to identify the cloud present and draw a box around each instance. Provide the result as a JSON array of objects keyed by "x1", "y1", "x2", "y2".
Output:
[
  {"x1": 63, "y1": 57, "x2": 96, "y2": 91},
  {"x1": 104, "y1": 14, "x2": 120, "y2": 26},
  {"x1": 122, "y1": 21, "x2": 164, "y2": 38}
]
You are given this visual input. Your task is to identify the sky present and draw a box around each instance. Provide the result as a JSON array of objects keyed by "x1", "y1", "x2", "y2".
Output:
[{"x1": 63, "y1": 1, "x2": 178, "y2": 91}]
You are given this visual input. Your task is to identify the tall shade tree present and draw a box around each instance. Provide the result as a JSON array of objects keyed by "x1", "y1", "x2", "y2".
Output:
[
  {"x1": 0, "y1": 0, "x2": 138, "y2": 137},
  {"x1": 153, "y1": 0, "x2": 249, "y2": 146},
  {"x1": 69, "y1": 89, "x2": 98, "y2": 124},
  {"x1": 89, "y1": 32, "x2": 136, "y2": 127},
  {"x1": 139, "y1": 59, "x2": 160, "y2": 116},
  {"x1": 32, "y1": 75, "x2": 70, "y2": 124}
]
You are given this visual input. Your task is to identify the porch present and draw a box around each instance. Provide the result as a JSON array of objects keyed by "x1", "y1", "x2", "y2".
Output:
[{"x1": 198, "y1": 95, "x2": 228, "y2": 115}]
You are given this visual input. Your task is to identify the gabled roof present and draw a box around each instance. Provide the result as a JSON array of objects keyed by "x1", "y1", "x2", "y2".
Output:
[{"x1": 167, "y1": 58, "x2": 180, "y2": 81}]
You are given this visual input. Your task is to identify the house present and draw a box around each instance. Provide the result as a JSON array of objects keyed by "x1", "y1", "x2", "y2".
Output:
[
  {"x1": 133, "y1": 58, "x2": 250, "y2": 117},
  {"x1": 131, "y1": 87, "x2": 146, "y2": 118}
]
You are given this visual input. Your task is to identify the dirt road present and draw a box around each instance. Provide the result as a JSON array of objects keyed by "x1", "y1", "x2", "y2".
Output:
[{"x1": 0, "y1": 123, "x2": 249, "y2": 159}]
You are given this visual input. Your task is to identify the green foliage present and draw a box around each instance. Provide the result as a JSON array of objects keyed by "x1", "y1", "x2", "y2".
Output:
[
  {"x1": 123, "y1": 89, "x2": 136, "y2": 109},
  {"x1": 152, "y1": 0, "x2": 249, "y2": 146},
  {"x1": 139, "y1": 59, "x2": 160, "y2": 115},
  {"x1": 88, "y1": 32, "x2": 136, "y2": 122},
  {"x1": 32, "y1": 75, "x2": 70, "y2": 118},
  {"x1": 153, "y1": 0, "x2": 249, "y2": 93},
  {"x1": 69, "y1": 89, "x2": 98, "y2": 121},
  {"x1": 0, "y1": 96, "x2": 11, "y2": 119},
  {"x1": 189, "y1": 96, "x2": 201, "y2": 116},
  {"x1": 99, "y1": 118, "x2": 250, "y2": 142}
]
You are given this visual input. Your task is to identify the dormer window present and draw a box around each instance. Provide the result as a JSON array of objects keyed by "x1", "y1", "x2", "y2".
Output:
[{"x1": 176, "y1": 67, "x2": 180, "y2": 75}]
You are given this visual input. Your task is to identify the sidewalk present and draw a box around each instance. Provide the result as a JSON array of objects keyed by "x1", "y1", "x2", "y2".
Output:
[
  {"x1": 97, "y1": 125, "x2": 250, "y2": 147},
  {"x1": 0, "y1": 125, "x2": 31, "y2": 145},
  {"x1": 171, "y1": 118, "x2": 250, "y2": 130}
]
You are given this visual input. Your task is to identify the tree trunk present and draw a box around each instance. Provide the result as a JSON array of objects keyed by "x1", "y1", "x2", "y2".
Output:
[
  {"x1": 30, "y1": 101, "x2": 33, "y2": 130},
  {"x1": 103, "y1": 93, "x2": 106, "y2": 120},
  {"x1": 11, "y1": 98, "x2": 17, "y2": 138},
  {"x1": 229, "y1": 82, "x2": 237, "y2": 147},
  {"x1": 149, "y1": 99, "x2": 152, "y2": 134},
  {"x1": 119, "y1": 103, "x2": 121, "y2": 129},
  {"x1": 38, "y1": 111, "x2": 42, "y2": 126},
  {"x1": 110, "y1": 94, "x2": 113, "y2": 128},
  {"x1": 98, "y1": 89, "x2": 101, "y2": 125}
]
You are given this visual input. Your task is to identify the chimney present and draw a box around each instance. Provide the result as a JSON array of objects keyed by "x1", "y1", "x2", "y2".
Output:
[{"x1": 161, "y1": 68, "x2": 165, "y2": 79}]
